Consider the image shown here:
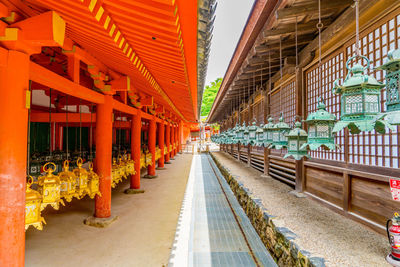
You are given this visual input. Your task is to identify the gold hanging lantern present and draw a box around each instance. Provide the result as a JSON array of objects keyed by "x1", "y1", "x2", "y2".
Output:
[
  {"x1": 37, "y1": 162, "x2": 65, "y2": 210},
  {"x1": 58, "y1": 160, "x2": 77, "y2": 202},
  {"x1": 155, "y1": 146, "x2": 161, "y2": 161},
  {"x1": 140, "y1": 151, "x2": 146, "y2": 168},
  {"x1": 117, "y1": 155, "x2": 127, "y2": 179},
  {"x1": 87, "y1": 162, "x2": 102, "y2": 199},
  {"x1": 112, "y1": 157, "x2": 121, "y2": 188},
  {"x1": 145, "y1": 150, "x2": 153, "y2": 167},
  {"x1": 125, "y1": 153, "x2": 136, "y2": 176},
  {"x1": 73, "y1": 157, "x2": 89, "y2": 199},
  {"x1": 25, "y1": 176, "x2": 46, "y2": 230}
]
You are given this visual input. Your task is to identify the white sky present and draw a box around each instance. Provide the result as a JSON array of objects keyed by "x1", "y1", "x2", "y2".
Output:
[{"x1": 205, "y1": 0, "x2": 255, "y2": 86}]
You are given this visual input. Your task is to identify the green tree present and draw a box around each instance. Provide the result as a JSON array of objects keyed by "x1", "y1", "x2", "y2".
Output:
[{"x1": 201, "y1": 77, "x2": 222, "y2": 117}]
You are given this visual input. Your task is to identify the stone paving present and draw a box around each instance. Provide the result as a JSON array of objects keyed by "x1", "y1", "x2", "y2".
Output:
[{"x1": 169, "y1": 154, "x2": 276, "y2": 266}]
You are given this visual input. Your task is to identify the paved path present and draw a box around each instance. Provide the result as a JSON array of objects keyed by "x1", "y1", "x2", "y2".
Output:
[{"x1": 169, "y1": 154, "x2": 276, "y2": 267}]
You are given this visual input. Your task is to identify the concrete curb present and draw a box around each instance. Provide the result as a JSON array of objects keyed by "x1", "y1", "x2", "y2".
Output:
[{"x1": 210, "y1": 152, "x2": 325, "y2": 267}]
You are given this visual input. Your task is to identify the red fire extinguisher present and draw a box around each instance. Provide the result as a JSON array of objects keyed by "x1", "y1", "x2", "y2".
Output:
[{"x1": 387, "y1": 213, "x2": 400, "y2": 266}]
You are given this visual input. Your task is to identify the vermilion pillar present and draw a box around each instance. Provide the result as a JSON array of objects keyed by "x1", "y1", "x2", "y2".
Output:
[
  {"x1": 165, "y1": 123, "x2": 171, "y2": 163},
  {"x1": 56, "y1": 124, "x2": 63, "y2": 151},
  {"x1": 178, "y1": 121, "x2": 183, "y2": 153},
  {"x1": 94, "y1": 95, "x2": 113, "y2": 218},
  {"x1": 0, "y1": 50, "x2": 29, "y2": 267},
  {"x1": 175, "y1": 125, "x2": 178, "y2": 154},
  {"x1": 170, "y1": 124, "x2": 175, "y2": 159},
  {"x1": 146, "y1": 118, "x2": 157, "y2": 178},
  {"x1": 129, "y1": 110, "x2": 142, "y2": 189},
  {"x1": 157, "y1": 122, "x2": 165, "y2": 169}
]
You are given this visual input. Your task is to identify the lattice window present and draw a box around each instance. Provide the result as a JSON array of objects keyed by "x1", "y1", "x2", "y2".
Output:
[
  {"x1": 306, "y1": 51, "x2": 345, "y2": 161},
  {"x1": 306, "y1": 11, "x2": 400, "y2": 168},
  {"x1": 341, "y1": 13, "x2": 400, "y2": 168},
  {"x1": 269, "y1": 78, "x2": 296, "y2": 155}
]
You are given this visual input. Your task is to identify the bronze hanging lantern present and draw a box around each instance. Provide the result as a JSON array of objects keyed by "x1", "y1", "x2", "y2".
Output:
[
  {"x1": 302, "y1": 98, "x2": 338, "y2": 151},
  {"x1": 248, "y1": 120, "x2": 258, "y2": 146},
  {"x1": 73, "y1": 157, "x2": 89, "y2": 199},
  {"x1": 376, "y1": 49, "x2": 400, "y2": 125},
  {"x1": 256, "y1": 123, "x2": 264, "y2": 147},
  {"x1": 37, "y1": 162, "x2": 65, "y2": 210},
  {"x1": 263, "y1": 117, "x2": 275, "y2": 147},
  {"x1": 243, "y1": 123, "x2": 249, "y2": 145},
  {"x1": 284, "y1": 119, "x2": 309, "y2": 160},
  {"x1": 333, "y1": 55, "x2": 394, "y2": 134},
  {"x1": 87, "y1": 162, "x2": 102, "y2": 199},
  {"x1": 269, "y1": 114, "x2": 290, "y2": 149},
  {"x1": 25, "y1": 176, "x2": 46, "y2": 230},
  {"x1": 58, "y1": 160, "x2": 77, "y2": 202}
]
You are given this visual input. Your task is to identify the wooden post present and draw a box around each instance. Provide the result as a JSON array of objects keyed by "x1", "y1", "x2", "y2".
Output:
[
  {"x1": 94, "y1": 95, "x2": 113, "y2": 218},
  {"x1": 263, "y1": 85, "x2": 270, "y2": 176},
  {"x1": 295, "y1": 67, "x2": 305, "y2": 192},
  {"x1": 157, "y1": 122, "x2": 165, "y2": 169},
  {"x1": 0, "y1": 50, "x2": 29, "y2": 267},
  {"x1": 165, "y1": 124, "x2": 171, "y2": 163},
  {"x1": 145, "y1": 118, "x2": 157, "y2": 178}
]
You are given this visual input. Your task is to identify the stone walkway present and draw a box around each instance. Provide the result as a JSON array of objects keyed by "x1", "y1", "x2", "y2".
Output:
[{"x1": 169, "y1": 154, "x2": 276, "y2": 266}]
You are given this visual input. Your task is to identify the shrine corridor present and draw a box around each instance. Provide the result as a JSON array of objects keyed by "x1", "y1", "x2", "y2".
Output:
[{"x1": 169, "y1": 154, "x2": 276, "y2": 266}]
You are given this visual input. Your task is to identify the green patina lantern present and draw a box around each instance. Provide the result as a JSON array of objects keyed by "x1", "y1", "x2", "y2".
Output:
[
  {"x1": 376, "y1": 49, "x2": 400, "y2": 125},
  {"x1": 243, "y1": 123, "x2": 250, "y2": 145},
  {"x1": 248, "y1": 120, "x2": 258, "y2": 146},
  {"x1": 236, "y1": 122, "x2": 245, "y2": 144},
  {"x1": 230, "y1": 124, "x2": 238, "y2": 144},
  {"x1": 269, "y1": 114, "x2": 291, "y2": 149},
  {"x1": 226, "y1": 128, "x2": 235, "y2": 144},
  {"x1": 256, "y1": 123, "x2": 264, "y2": 147},
  {"x1": 333, "y1": 55, "x2": 394, "y2": 134},
  {"x1": 263, "y1": 117, "x2": 275, "y2": 147},
  {"x1": 284, "y1": 120, "x2": 309, "y2": 160},
  {"x1": 302, "y1": 97, "x2": 338, "y2": 151}
]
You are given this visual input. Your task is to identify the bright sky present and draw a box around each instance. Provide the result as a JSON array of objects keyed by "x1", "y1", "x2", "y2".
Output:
[{"x1": 205, "y1": 0, "x2": 255, "y2": 86}]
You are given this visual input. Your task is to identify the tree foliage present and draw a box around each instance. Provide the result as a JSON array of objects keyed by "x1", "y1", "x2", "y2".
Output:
[{"x1": 201, "y1": 78, "x2": 222, "y2": 117}]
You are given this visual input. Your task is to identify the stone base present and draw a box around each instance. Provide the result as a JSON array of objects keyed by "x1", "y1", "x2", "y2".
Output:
[
  {"x1": 260, "y1": 174, "x2": 269, "y2": 178},
  {"x1": 289, "y1": 190, "x2": 307, "y2": 198},
  {"x1": 170, "y1": 158, "x2": 175, "y2": 160},
  {"x1": 156, "y1": 167, "x2": 166, "y2": 170},
  {"x1": 179, "y1": 152, "x2": 183, "y2": 154},
  {"x1": 84, "y1": 215, "x2": 118, "y2": 228},
  {"x1": 124, "y1": 188, "x2": 145, "y2": 194},
  {"x1": 387, "y1": 254, "x2": 400, "y2": 267},
  {"x1": 143, "y1": 174, "x2": 158, "y2": 179},
  {"x1": 165, "y1": 161, "x2": 172, "y2": 164}
]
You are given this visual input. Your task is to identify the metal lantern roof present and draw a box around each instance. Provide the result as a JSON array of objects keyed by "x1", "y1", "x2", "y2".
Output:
[{"x1": 284, "y1": 121, "x2": 309, "y2": 160}]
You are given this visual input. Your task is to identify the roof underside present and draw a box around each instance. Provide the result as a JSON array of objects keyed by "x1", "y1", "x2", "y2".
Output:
[
  {"x1": 207, "y1": 0, "x2": 353, "y2": 123},
  {"x1": 20, "y1": 0, "x2": 201, "y2": 122}
]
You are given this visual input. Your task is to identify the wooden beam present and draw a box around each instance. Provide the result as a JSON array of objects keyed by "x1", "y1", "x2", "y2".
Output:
[
  {"x1": 276, "y1": 0, "x2": 352, "y2": 20},
  {"x1": 263, "y1": 18, "x2": 332, "y2": 38},
  {"x1": 30, "y1": 62, "x2": 105, "y2": 104}
]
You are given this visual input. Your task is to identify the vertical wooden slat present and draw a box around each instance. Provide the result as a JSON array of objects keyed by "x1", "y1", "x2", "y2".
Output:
[{"x1": 343, "y1": 172, "x2": 351, "y2": 212}]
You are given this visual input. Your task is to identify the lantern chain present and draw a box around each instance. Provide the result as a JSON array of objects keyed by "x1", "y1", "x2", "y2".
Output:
[
  {"x1": 49, "y1": 88, "x2": 52, "y2": 157},
  {"x1": 90, "y1": 103, "x2": 93, "y2": 160},
  {"x1": 317, "y1": 0, "x2": 323, "y2": 111},
  {"x1": 354, "y1": 0, "x2": 360, "y2": 57},
  {"x1": 79, "y1": 99, "x2": 82, "y2": 158},
  {"x1": 66, "y1": 95, "x2": 69, "y2": 161},
  {"x1": 27, "y1": 81, "x2": 32, "y2": 175}
]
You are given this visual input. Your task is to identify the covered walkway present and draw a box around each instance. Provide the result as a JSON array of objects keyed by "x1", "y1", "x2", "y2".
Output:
[{"x1": 169, "y1": 153, "x2": 276, "y2": 267}]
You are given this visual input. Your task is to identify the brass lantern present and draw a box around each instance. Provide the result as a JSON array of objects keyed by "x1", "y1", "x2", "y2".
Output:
[
  {"x1": 302, "y1": 98, "x2": 338, "y2": 151},
  {"x1": 87, "y1": 162, "x2": 101, "y2": 199},
  {"x1": 231, "y1": 124, "x2": 239, "y2": 144},
  {"x1": 58, "y1": 160, "x2": 77, "y2": 202},
  {"x1": 125, "y1": 153, "x2": 136, "y2": 176},
  {"x1": 117, "y1": 155, "x2": 127, "y2": 179},
  {"x1": 73, "y1": 157, "x2": 89, "y2": 199},
  {"x1": 333, "y1": 55, "x2": 394, "y2": 134},
  {"x1": 284, "y1": 121, "x2": 309, "y2": 160},
  {"x1": 376, "y1": 49, "x2": 400, "y2": 124},
  {"x1": 37, "y1": 162, "x2": 65, "y2": 210},
  {"x1": 112, "y1": 157, "x2": 121, "y2": 188},
  {"x1": 256, "y1": 123, "x2": 264, "y2": 147},
  {"x1": 270, "y1": 114, "x2": 290, "y2": 149},
  {"x1": 263, "y1": 117, "x2": 275, "y2": 147},
  {"x1": 236, "y1": 123, "x2": 245, "y2": 144},
  {"x1": 248, "y1": 120, "x2": 258, "y2": 146},
  {"x1": 25, "y1": 176, "x2": 46, "y2": 230}
]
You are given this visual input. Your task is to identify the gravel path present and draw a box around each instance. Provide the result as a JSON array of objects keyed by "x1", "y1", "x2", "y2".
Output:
[{"x1": 213, "y1": 152, "x2": 390, "y2": 267}]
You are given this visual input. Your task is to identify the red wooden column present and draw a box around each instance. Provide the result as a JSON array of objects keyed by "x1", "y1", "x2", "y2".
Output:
[
  {"x1": 93, "y1": 94, "x2": 113, "y2": 217},
  {"x1": 157, "y1": 122, "x2": 165, "y2": 169},
  {"x1": 178, "y1": 121, "x2": 183, "y2": 153},
  {"x1": 56, "y1": 124, "x2": 63, "y2": 151},
  {"x1": 170, "y1": 124, "x2": 175, "y2": 159},
  {"x1": 145, "y1": 118, "x2": 157, "y2": 178},
  {"x1": 174, "y1": 125, "x2": 177, "y2": 155},
  {"x1": 124, "y1": 110, "x2": 144, "y2": 194},
  {"x1": 0, "y1": 49, "x2": 29, "y2": 267},
  {"x1": 85, "y1": 94, "x2": 118, "y2": 226},
  {"x1": 165, "y1": 123, "x2": 171, "y2": 163}
]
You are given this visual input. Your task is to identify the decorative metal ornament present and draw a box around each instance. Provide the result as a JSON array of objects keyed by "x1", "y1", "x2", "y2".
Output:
[
  {"x1": 269, "y1": 114, "x2": 291, "y2": 149},
  {"x1": 37, "y1": 162, "x2": 65, "y2": 210},
  {"x1": 302, "y1": 98, "x2": 338, "y2": 151},
  {"x1": 248, "y1": 120, "x2": 258, "y2": 146},
  {"x1": 87, "y1": 162, "x2": 102, "y2": 199},
  {"x1": 376, "y1": 49, "x2": 400, "y2": 125},
  {"x1": 112, "y1": 157, "x2": 122, "y2": 187},
  {"x1": 58, "y1": 160, "x2": 77, "y2": 202},
  {"x1": 284, "y1": 121, "x2": 309, "y2": 160},
  {"x1": 125, "y1": 153, "x2": 136, "y2": 176},
  {"x1": 263, "y1": 117, "x2": 275, "y2": 147},
  {"x1": 256, "y1": 123, "x2": 264, "y2": 147},
  {"x1": 25, "y1": 176, "x2": 46, "y2": 230},
  {"x1": 333, "y1": 55, "x2": 394, "y2": 134},
  {"x1": 73, "y1": 157, "x2": 89, "y2": 198}
]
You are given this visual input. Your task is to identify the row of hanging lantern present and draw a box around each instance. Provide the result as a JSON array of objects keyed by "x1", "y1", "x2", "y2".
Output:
[
  {"x1": 213, "y1": 0, "x2": 400, "y2": 161},
  {"x1": 25, "y1": 157, "x2": 102, "y2": 231},
  {"x1": 111, "y1": 153, "x2": 136, "y2": 188}
]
